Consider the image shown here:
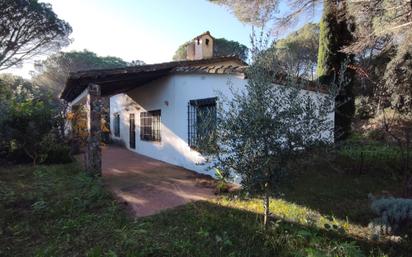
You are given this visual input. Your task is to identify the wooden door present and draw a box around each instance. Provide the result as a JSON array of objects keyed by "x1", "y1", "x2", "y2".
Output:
[{"x1": 129, "y1": 113, "x2": 136, "y2": 149}]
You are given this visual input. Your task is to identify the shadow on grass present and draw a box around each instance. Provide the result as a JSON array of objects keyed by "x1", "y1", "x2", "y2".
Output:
[
  {"x1": 139, "y1": 200, "x2": 409, "y2": 257},
  {"x1": 277, "y1": 159, "x2": 403, "y2": 226},
  {"x1": 1, "y1": 163, "x2": 409, "y2": 257}
]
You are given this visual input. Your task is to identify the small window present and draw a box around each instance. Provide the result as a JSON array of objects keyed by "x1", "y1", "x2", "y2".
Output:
[
  {"x1": 140, "y1": 110, "x2": 161, "y2": 142},
  {"x1": 188, "y1": 97, "x2": 217, "y2": 149},
  {"x1": 205, "y1": 38, "x2": 209, "y2": 46},
  {"x1": 114, "y1": 113, "x2": 120, "y2": 137}
]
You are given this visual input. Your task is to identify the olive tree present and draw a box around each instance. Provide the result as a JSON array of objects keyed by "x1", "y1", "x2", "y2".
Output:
[{"x1": 202, "y1": 40, "x2": 338, "y2": 227}]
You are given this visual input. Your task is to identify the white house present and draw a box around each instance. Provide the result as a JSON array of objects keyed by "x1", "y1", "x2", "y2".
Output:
[{"x1": 61, "y1": 32, "x2": 334, "y2": 177}]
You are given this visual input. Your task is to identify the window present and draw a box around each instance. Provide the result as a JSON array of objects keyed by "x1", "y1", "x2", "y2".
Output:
[
  {"x1": 114, "y1": 113, "x2": 120, "y2": 137},
  {"x1": 205, "y1": 38, "x2": 209, "y2": 46},
  {"x1": 188, "y1": 97, "x2": 217, "y2": 149},
  {"x1": 140, "y1": 110, "x2": 161, "y2": 141}
]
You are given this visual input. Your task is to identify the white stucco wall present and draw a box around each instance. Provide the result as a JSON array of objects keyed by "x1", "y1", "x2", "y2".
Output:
[{"x1": 110, "y1": 73, "x2": 334, "y2": 178}]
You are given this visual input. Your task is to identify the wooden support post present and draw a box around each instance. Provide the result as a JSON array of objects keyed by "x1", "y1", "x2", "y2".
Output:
[{"x1": 85, "y1": 83, "x2": 102, "y2": 176}]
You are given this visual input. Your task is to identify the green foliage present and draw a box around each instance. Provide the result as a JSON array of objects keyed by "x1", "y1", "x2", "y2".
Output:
[
  {"x1": 317, "y1": 1, "x2": 355, "y2": 140},
  {"x1": 316, "y1": 4, "x2": 332, "y2": 79},
  {"x1": 1, "y1": 163, "x2": 409, "y2": 256},
  {"x1": 44, "y1": 144, "x2": 72, "y2": 164},
  {"x1": 3, "y1": 99, "x2": 54, "y2": 165},
  {"x1": 173, "y1": 41, "x2": 191, "y2": 61},
  {"x1": 337, "y1": 137, "x2": 412, "y2": 179},
  {"x1": 209, "y1": 0, "x2": 323, "y2": 36},
  {"x1": 209, "y1": 0, "x2": 280, "y2": 27},
  {"x1": 339, "y1": 142, "x2": 401, "y2": 163},
  {"x1": 213, "y1": 38, "x2": 249, "y2": 61},
  {"x1": 272, "y1": 23, "x2": 319, "y2": 78},
  {"x1": 382, "y1": 44, "x2": 412, "y2": 113},
  {"x1": 0, "y1": 74, "x2": 71, "y2": 165},
  {"x1": 173, "y1": 38, "x2": 248, "y2": 61},
  {"x1": 200, "y1": 36, "x2": 336, "y2": 226},
  {"x1": 304, "y1": 241, "x2": 365, "y2": 257},
  {"x1": 355, "y1": 97, "x2": 376, "y2": 120},
  {"x1": 370, "y1": 196, "x2": 412, "y2": 236},
  {"x1": 0, "y1": 0, "x2": 72, "y2": 70},
  {"x1": 33, "y1": 50, "x2": 131, "y2": 96}
]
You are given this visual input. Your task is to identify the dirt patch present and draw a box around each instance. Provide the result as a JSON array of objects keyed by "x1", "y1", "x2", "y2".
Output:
[{"x1": 102, "y1": 146, "x2": 216, "y2": 217}]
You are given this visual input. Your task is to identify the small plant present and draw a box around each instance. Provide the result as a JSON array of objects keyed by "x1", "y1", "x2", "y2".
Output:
[
  {"x1": 214, "y1": 168, "x2": 230, "y2": 194},
  {"x1": 322, "y1": 215, "x2": 346, "y2": 234},
  {"x1": 369, "y1": 196, "x2": 412, "y2": 236},
  {"x1": 32, "y1": 199, "x2": 48, "y2": 213}
]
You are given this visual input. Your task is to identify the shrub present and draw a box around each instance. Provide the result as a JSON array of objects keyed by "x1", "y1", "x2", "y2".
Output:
[
  {"x1": 366, "y1": 129, "x2": 386, "y2": 141},
  {"x1": 337, "y1": 140, "x2": 405, "y2": 175},
  {"x1": 369, "y1": 196, "x2": 412, "y2": 236},
  {"x1": 7, "y1": 147, "x2": 32, "y2": 164},
  {"x1": 3, "y1": 99, "x2": 54, "y2": 165},
  {"x1": 355, "y1": 96, "x2": 375, "y2": 120},
  {"x1": 44, "y1": 143, "x2": 72, "y2": 164}
]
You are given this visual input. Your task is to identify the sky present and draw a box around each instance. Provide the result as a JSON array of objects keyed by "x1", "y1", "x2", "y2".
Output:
[{"x1": 4, "y1": 0, "x2": 321, "y2": 78}]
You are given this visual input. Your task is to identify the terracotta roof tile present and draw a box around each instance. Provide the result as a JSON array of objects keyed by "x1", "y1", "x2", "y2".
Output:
[{"x1": 60, "y1": 55, "x2": 328, "y2": 102}]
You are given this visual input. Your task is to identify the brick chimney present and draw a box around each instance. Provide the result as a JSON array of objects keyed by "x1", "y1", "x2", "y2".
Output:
[{"x1": 186, "y1": 31, "x2": 214, "y2": 60}]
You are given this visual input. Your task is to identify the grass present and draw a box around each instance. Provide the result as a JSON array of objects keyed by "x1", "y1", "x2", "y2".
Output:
[
  {"x1": 336, "y1": 137, "x2": 411, "y2": 178},
  {"x1": 0, "y1": 161, "x2": 411, "y2": 257}
]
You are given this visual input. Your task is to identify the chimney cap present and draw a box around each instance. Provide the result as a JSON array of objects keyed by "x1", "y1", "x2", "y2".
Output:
[{"x1": 193, "y1": 31, "x2": 214, "y2": 40}]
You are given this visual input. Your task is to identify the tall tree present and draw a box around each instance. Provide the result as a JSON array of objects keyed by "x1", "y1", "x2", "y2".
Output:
[
  {"x1": 32, "y1": 50, "x2": 135, "y2": 143},
  {"x1": 346, "y1": 0, "x2": 412, "y2": 55},
  {"x1": 271, "y1": 23, "x2": 319, "y2": 78},
  {"x1": 173, "y1": 38, "x2": 248, "y2": 61},
  {"x1": 317, "y1": 0, "x2": 355, "y2": 140},
  {"x1": 347, "y1": 0, "x2": 412, "y2": 113},
  {"x1": 210, "y1": 0, "x2": 356, "y2": 139},
  {"x1": 32, "y1": 50, "x2": 131, "y2": 96},
  {"x1": 345, "y1": 1, "x2": 412, "y2": 194},
  {"x1": 0, "y1": 74, "x2": 54, "y2": 163},
  {"x1": 210, "y1": 0, "x2": 321, "y2": 31},
  {"x1": 0, "y1": 0, "x2": 72, "y2": 70}
]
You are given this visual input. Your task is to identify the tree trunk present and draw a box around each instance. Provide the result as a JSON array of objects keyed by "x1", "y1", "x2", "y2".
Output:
[{"x1": 263, "y1": 184, "x2": 270, "y2": 228}]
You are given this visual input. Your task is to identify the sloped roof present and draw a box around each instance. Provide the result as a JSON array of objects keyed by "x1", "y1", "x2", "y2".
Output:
[
  {"x1": 61, "y1": 56, "x2": 247, "y2": 102},
  {"x1": 193, "y1": 31, "x2": 214, "y2": 40}
]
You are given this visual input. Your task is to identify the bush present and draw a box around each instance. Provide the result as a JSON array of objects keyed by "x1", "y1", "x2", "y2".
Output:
[
  {"x1": 6, "y1": 147, "x2": 32, "y2": 164},
  {"x1": 337, "y1": 139, "x2": 405, "y2": 175},
  {"x1": 369, "y1": 196, "x2": 412, "y2": 236},
  {"x1": 366, "y1": 129, "x2": 386, "y2": 141},
  {"x1": 44, "y1": 143, "x2": 72, "y2": 164},
  {"x1": 355, "y1": 96, "x2": 375, "y2": 120},
  {"x1": 2, "y1": 99, "x2": 54, "y2": 165}
]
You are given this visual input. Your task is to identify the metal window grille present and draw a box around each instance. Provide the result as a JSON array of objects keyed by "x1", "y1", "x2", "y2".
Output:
[
  {"x1": 114, "y1": 113, "x2": 120, "y2": 137},
  {"x1": 188, "y1": 97, "x2": 217, "y2": 148},
  {"x1": 140, "y1": 110, "x2": 161, "y2": 141}
]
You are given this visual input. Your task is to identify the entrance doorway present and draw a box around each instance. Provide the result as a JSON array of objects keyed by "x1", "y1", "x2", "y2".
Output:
[{"x1": 129, "y1": 113, "x2": 136, "y2": 149}]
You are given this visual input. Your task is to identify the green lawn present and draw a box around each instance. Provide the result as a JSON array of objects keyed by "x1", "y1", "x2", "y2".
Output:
[{"x1": 0, "y1": 162, "x2": 410, "y2": 257}]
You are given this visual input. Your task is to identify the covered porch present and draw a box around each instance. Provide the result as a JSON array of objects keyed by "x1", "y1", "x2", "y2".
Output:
[{"x1": 61, "y1": 56, "x2": 245, "y2": 176}]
